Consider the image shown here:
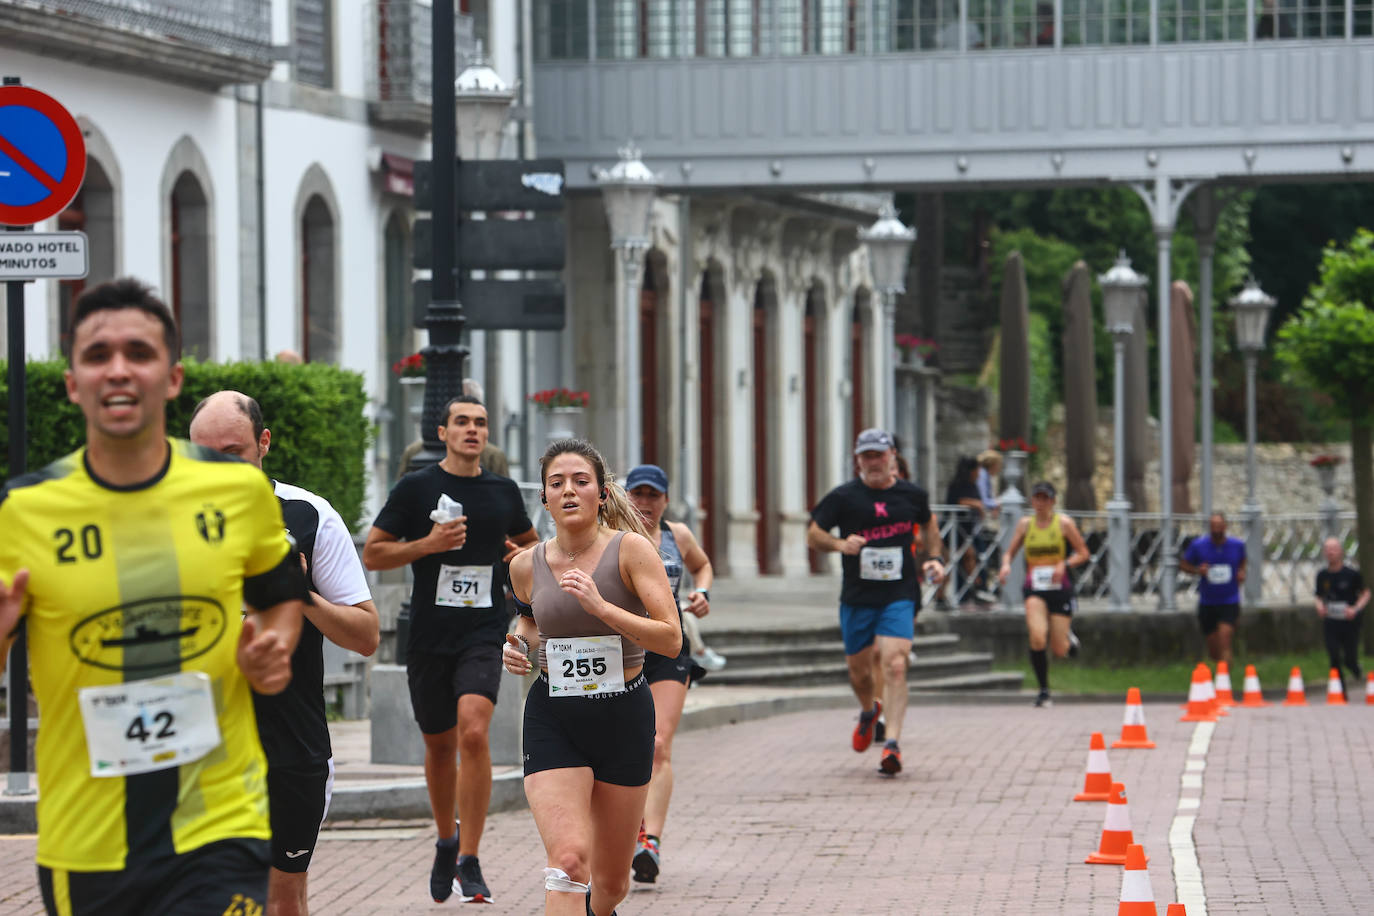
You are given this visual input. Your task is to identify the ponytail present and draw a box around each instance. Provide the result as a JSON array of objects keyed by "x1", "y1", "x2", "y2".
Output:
[
  {"x1": 540, "y1": 437, "x2": 651, "y2": 540},
  {"x1": 599, "y1": 475, "x2": 651, "y2": 540}
]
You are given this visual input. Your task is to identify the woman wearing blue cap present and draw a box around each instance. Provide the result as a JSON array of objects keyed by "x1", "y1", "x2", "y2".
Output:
[{"x1": 624, "y1": 463, "x2": 715, "y2": 886}]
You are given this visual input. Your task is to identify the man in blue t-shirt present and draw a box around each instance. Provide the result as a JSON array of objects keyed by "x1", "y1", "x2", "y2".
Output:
[{"x1": 1179, "y1": 512, "x2": 1247, "y2": 663}]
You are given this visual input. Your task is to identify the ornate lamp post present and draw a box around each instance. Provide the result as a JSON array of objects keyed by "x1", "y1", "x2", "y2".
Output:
[
  {"x1": 858, "y1": 203, "x2": 917, "y2": 434},
  {"x1": 413, "y1": 36, "x2": 515, "y2": 471},
  {"x1": 1231, "y1": 277, "x2": 1277, "y2": 606},
  {"x1": 595, "y1": 145, "x2": 659, "y2": 470},
  {"x1": 1099, "y1": 252, "x2": 1148, "y2": 610}
]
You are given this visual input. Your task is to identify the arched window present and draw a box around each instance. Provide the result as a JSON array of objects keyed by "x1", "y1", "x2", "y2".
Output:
[
  {"x1": 301, "y1": 194, "x2": 337, "y2": 363},
  {"x1": 58, "y1": 156, "x2": 117, "y2": 353},
  {"x1": 170, "y1": 171, "x2": 211, "y2": 358}
]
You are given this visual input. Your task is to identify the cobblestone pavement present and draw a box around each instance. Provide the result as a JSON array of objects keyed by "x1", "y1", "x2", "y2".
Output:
[{"x1": 1, "y1": 700, "x2": 1370, "y2": 915}]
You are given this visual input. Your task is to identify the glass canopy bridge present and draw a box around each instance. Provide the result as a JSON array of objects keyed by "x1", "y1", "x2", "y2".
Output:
[{"x1": 533, "y1": 0, "x2": 1374, "y2": 192}]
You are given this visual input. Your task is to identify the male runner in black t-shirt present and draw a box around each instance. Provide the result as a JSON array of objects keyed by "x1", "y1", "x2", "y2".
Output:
[
  {"x1": 1314, "y1": 537, "x2": 1370, "y2": 695},
  {"x1": 363, "y1": 395, "x2": 537, "y2": 904},
  {"x1": 807, "y1": 429, "x2": 945, "y2": 778}
]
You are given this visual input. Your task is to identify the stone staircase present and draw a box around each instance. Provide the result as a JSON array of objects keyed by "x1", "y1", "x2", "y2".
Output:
[{"x1": 698, "y1": 621, "x2": 1023, "y2": 692}]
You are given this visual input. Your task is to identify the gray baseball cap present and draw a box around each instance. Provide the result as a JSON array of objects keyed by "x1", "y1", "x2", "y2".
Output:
[{"x1": 853, "y1": 428, "x2": 895, "y2": 455}]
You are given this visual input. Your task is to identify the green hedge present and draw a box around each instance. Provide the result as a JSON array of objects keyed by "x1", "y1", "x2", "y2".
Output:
[{"x1": 0, "y1": 359, "x2": 372, "y2": 530}]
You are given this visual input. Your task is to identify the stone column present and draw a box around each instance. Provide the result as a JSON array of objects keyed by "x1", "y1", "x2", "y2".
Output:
[
  {"x1": 725, "y1": 273, "x2": 759, "y2": 577},
  {"x1": 777, "y1": 282, "x2": 810, "y2": 578}
]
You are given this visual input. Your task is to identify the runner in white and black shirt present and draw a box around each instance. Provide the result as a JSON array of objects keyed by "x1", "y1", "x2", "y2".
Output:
[
  {"x1": 190, "y1": 391, "x2": 378, "y2": 916},
  {"x1": 807, "y1": 429, "x2": 945, "y2": 778},
  {"x1": 363, "y1": 395, "x2": 538, "y2": 905}
]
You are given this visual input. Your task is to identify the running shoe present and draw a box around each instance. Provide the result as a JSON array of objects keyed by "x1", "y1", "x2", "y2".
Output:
[
  {"x1": 430, "y1": 839, "x2": 459, "y2": 903},
  {"x1": 692, "y1": 646, "x2": 728, "y2": 671},
  {"x1": 632, "y1": 835, "x2": 660, "y2": 884},
  {"x1": 1067, "y1": 630, "x2": 1082, "y2": 659},
  {"x1": 1033, "y1": 690, "x2": 1053, "y2": 708},
  {"x1": 878, "y1": 741, "x2": 902, "y2": 776},
  {"x1": 873, "y1": 716, "x2": 886, "y2": 744},
  {"x1": 454, "y1": 855, "x2": 493, "y2": 904},
  {"x1": 852, "y1": 699, "x2": 882, "y2": 752}
]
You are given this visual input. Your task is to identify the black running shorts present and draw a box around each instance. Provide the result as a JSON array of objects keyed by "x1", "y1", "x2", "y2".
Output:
[
  {"x1": 523, "y1": 672, "x2": 655, "y2": 786},
  {"x1": 642, "y1": 635, "x2": 693, "y2": 686},
  {"x1": 267, "y1": 759, "x2": 334, "y2": 873},
  {"x1": 39, "y1": 838, "x2": 269, "y2": 916},
  {"x1": 1197, "y1": 602, "x2": 1240, "y2": 636},
  {"x1": 1027, "y1": 588, "x2": 1075, "y2": 617},
  {"x1": 407, "y1": 638, "x2": 503, "y2": 734}
]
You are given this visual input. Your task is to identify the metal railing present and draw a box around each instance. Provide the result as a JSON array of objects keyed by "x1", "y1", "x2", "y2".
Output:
[
  {"x1": 930, "y1": 504, "x2": 1358, "y2": 608},
  {"x1": 533, "y1": 0, "x2": 1374, "y2": 60},
  {"x1": 19, "y1": 0, "x2": 272, "y2": 59},
  {"x1": 364, "y1": 1, "x2": 476, "y2": 106}
]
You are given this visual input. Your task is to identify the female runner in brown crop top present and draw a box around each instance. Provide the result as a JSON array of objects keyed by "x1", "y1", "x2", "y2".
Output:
[{"x1": 504, "y1": 439, "x2": 681, "y2": 916}]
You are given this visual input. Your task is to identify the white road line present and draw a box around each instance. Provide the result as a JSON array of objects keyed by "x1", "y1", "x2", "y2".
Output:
[{"x1": 1171, "y1": 720, "x2": 1215, "y2": 916}]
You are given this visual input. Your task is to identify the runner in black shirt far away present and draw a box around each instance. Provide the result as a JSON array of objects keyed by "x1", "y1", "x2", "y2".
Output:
[
  {"x1": 363, "y1": 395, "x2": 538, "y2": 904},
  {"x1": 1314, "y1": 537, "x2": 1370, "y2": 697},
  {"x1": 807, "y1": 429, "x2": 945, "y2": 777}
]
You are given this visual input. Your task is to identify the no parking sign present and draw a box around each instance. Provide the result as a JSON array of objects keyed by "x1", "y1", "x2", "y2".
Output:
[{"x1": 0, "y1": 84, "x2": 86, "y2": 227}]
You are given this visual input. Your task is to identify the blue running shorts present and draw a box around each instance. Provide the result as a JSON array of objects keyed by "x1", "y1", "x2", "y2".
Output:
[{"x1": 840, "y1": 599, "x2": 916, "y2": 656}]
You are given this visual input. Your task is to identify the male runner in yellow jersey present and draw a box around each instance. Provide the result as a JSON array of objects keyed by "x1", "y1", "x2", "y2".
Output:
[{"x1": 0, "y1": 278, "x2": 308, "y2": 916}]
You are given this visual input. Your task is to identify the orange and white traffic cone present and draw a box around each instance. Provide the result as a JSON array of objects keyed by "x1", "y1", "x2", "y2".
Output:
[
  {"x1": 1283, "y1": 666, "x2": 1308, "y2": 706},
  {"x1": 1074, "y1": 732, "x2": 1114, "y2": 802},
  {"x1": 1214, "y1": 661, "x2": 1236, "y2": 706},
  {"x1": 1086, "y1": 783, "x2": 1145, "y2": 865},
  {"x1": 1180, "y1": 664, "x2": 1219, "y2": 722},
  {"x1": 1165, "y1": 905, "x2": 1187, "y2": 915},
  {"x1": 1116, "y1": 843, "x2": 1157, "y2": 915},
  {"x1": 1240, "y1": 665, "x2": 1270, "y2": 707},
  {"x1": 1366, "y1": 672, "x2": 1374, "y2": 705},
  {"x1": 1204, "y1": 665, "x2": 1229, "y2": 716},
  {"x1": 1112, "y1": 687, "x2": 1157, "y2": 749},
  {"x1": 1326, "y1": 668, "x2": 1347, "y2": 705}
]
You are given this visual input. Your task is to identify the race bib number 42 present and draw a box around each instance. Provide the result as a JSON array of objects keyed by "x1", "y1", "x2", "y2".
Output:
[
  {"x1": 436, "y1": 564, "x2": 493, "y2": 608},
  {"x1": 545, "y1": 636, "x2": 625, "y2": 697},
  {"x1": 859, "y1": 546, "x2": 903, "y2": 581},
  {"x1": 78, "y1": 671, "x2": 222, "y2": 778}
]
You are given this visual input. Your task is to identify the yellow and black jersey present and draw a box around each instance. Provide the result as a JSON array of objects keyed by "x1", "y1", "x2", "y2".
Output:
[
  {"x1": 1024, "y1": 513, "x2": 1068, "y2": 568},
  {"x1": 0, "y1": 439, "x2": 294, "y2": 871}
]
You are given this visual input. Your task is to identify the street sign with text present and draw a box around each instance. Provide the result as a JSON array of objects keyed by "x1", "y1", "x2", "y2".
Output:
[
  {"x1": 413, "y1": 216, "x2": 566, "y2": 272},
  {"x1": 412, "y1": 277, "x2": 565, "y2": 331},
  {"x1": 0, "y1": 230, "x2": 88, "y2": 279},
  {"x1": 414, "y1": 158, "x2": 565, "y2": 213}
]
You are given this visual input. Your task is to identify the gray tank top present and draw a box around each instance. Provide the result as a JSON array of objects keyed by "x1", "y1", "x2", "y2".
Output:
[{"x1": 530, "y1": 531, "x2": 647, "y2": 671}]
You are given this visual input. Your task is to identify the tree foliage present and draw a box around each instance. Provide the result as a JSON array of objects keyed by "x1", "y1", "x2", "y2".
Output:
[{"x1": 1276, "y1": 228, "x2": 1374, "y2": 424}]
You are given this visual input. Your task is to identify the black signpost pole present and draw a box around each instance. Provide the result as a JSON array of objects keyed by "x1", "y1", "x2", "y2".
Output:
[
  {"x1": 5, "y1": 228, "x2": 29, "y2": 793},
  {"x1": 411, "y1": 0, "x2": 467, "y2": 473},
  {"x1": 2, "y1": 73, "x2": 30, "y2": 794}
]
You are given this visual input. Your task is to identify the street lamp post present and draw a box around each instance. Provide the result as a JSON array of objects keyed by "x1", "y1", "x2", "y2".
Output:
[
  {"x1": 1099, "y1": 252, "x2": 1147, "y2": 610},
  {"x1": 595, "y1": 145, "x2": 659, "y2": 470},
  {"x1": 413, "y1": 33, "x2": 516, "y2": 471},
  {"x1": 858, "y1": 202, "x2": 917, "y2": 434},
  {"x1": 1231, "y1": 277, "x2": 1277, "y2": 607}
]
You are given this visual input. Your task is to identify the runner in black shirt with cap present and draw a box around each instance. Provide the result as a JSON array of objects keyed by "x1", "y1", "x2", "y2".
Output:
[{"x1": 807, "y1": 429, "x2": 945, "y2": 777}]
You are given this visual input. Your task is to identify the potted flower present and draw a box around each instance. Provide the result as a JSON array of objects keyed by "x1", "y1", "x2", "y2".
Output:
[
  {"x1": 995, "y1": 438, "x2": 1037, "y2": 490},
  {"x1": 1310, "y1": 453, "x2": 1343, "y2": 495},
  {"x1": 895, "y1": 333, "x2": 938, "y2": 366},
  {"x1": 530, "y1": 388, "x2": 591, "y2": 442},
  {"x1": 391, "y1": 352, "x2": 425, "y2": 379}
]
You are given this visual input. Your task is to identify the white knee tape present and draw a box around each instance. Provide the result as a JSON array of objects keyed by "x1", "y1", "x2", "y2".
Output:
[{"x1": 544, "y1": 867, "x2": 590, "y2": 895}]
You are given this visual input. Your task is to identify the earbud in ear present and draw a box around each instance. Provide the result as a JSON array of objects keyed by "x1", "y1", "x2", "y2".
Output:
[{"x1": 600, "y1": 489, "x2": 608, "y2": 501}]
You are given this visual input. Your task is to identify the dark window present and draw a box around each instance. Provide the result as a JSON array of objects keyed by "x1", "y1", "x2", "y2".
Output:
[{"x1": 295, "y1": 0, "x2": 334, "y2": 88}]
